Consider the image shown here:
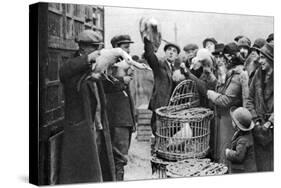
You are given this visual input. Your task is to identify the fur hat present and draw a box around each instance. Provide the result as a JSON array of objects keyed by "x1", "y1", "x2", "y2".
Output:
[{"x1": 223, "y1": 42, "x2": 239, "y2": 55}]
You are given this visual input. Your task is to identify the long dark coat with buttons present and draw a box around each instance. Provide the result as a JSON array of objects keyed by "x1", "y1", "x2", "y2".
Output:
[
  {"x1": 246, "y1": 67, "x2": 274, "y2": 172},
  {"x1": 59, "y1": 54, "x2": 115, "y2": 184}
]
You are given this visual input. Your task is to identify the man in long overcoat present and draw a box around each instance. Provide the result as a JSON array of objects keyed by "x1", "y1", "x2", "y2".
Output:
[{"x1": 59, "y1": 30, "x2": 124, "y2": 183}]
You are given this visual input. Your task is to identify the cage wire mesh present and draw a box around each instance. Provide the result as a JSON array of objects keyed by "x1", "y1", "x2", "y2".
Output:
[{"x1": 155, "y1": 79, "x2": 214, "y2": 161}]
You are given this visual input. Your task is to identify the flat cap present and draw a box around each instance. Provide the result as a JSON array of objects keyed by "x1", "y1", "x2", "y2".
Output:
[
  {"x1": 111, "y1": 35, "x2": 134, "y2": 47},
  {"x1": 183, "y1": 43, "x2": 199, "y2": 52},
  {"x1": 75, "y1": 29, "x2": 103, "y2": 44}
]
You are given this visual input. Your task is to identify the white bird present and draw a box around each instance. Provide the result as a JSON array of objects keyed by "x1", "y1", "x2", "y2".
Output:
[
  {"x1": 167, "y1": 122, "x2": 193, "y2": 150},
  {"x1": 139, "y1": 17, "x2": 162, "y2": 51}
]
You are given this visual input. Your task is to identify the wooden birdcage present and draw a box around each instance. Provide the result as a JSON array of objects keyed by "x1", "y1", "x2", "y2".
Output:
[{"x1": 155, "y1": 80, "x2": 213, "y2": 161}]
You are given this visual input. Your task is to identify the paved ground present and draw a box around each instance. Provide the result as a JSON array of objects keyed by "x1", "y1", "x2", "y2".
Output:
[{"x1": 124, "y1": 133, "x2": 153, "y2": 181}]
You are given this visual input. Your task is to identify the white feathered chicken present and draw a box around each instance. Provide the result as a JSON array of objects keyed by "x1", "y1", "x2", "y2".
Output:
[
  {"x1": 139, "y1": 17, "x2": 162, "y2": 51},
  {"x1": 167, "y1": 122, "x2": 193, "y2": 150}
]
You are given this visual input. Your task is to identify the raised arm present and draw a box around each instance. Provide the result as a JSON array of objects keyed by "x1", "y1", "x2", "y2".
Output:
[
  {"x1": 59, "y1": 55, "x2": 90, "y2": 84},
  {"x1": 143, "y1": 37, "x2": 160, "y2": 72}
]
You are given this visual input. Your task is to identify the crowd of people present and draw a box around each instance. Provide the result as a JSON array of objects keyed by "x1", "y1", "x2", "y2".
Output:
[
  {"x1": 146, "y1": 33, "x2": 274, "y2": 174},
  {"x1": 58, "y1": 27, "x2": 274, "y2": 184}
]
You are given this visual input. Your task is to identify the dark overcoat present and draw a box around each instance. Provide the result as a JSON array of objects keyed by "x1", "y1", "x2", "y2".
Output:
[
  {"x1": 226, "y1": 131, "x2": 257, "y2": 173},
  {"x1": 246, "y1": 67, "x2": 274, "y2": 171},
  {"x1": 59, "y1": 54, "x2": 115, "y2": 183},
  {"x1": 143, "y1": 38, "x2": 179, "y2": 111}
]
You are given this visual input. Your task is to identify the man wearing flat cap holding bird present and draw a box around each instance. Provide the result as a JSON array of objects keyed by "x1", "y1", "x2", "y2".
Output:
[{"x1": 59, "y1": 29, "x2": 132, "y2": 183}]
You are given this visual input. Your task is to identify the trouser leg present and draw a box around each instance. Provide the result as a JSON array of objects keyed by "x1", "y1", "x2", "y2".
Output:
[{"x1": 111, "y1": 127, "x2": 131, "y2": 181}]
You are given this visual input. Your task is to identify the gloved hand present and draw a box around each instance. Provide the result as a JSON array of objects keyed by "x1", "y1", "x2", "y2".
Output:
[
  {"x1": 225, "y1": 148, "x2": 231, "y2": 157},
  {"x1": 180, "y1": 63, "x2": 191, "y2": 77},
  {"x1": 172, "y1": 69, "x2": 186, "y2": 82},
  {"x1": 207, "y1": 90, "x2": 220, "y2": 101}
]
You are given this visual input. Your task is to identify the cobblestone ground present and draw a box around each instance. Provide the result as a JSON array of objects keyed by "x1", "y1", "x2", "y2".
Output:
[{"x1": 124, "y1": 133, "x2": 153, "y2": 181}]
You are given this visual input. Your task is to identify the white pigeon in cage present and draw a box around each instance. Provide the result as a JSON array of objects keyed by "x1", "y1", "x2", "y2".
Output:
[{"x1": 167, "y1": 122, "x2": 193, "y2": 149}]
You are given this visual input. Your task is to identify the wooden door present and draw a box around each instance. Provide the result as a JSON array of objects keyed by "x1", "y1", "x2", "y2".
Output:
[{"x1": 36, "y1": 2, "x2": 104, "y2": 185}]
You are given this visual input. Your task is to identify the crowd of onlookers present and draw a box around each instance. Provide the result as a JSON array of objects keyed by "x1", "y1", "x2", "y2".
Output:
[
  {"x1": 143, "y1": 33, "x2": 274, "y2": 174},
  {"x1": 58, "y1": 29, "x2": 274, "y2": 184}
]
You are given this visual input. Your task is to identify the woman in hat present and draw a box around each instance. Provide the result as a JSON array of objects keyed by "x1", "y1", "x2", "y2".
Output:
[
  {"x1": 180, "y1": 43, "x2": 249, "y2": 163},
  {"x1": 244, "y1": 38, "x2": 266, "y2": 85},
  {"x1": 206, "y1": 42, "x2": 250, "y2": 165},
  {"x1": 225, "y1": 107, "x2": 257, "y2": 174},
  {"x1": 246, "y1": 43, "x2": 274, "y2": 172}
]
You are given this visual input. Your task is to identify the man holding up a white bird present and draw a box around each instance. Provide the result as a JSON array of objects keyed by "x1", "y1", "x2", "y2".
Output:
[{"x1": 140, "y1": 17, "x2": 184, "y2": 136}]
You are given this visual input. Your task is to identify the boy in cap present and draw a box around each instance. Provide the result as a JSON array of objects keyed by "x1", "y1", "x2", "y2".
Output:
[
  {"x1": 103, "y1": 34, "x2": 136, "y2": 181},
  {"x1": 111, "y1": 34, "x2": 134, "y2": 54},
  {"x1": 183, "y1": 43, "x2": 199, "y2": 68},
  {"x1": 225, "y1": 107, "x2": 257, "y2": 173}
]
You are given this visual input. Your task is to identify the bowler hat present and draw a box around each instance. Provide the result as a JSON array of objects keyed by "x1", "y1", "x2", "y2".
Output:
[
  {"x1": 250, "y1": 38, "x2": 266, "y2": 52},
  {"x1": 230, "y1": 107, "x2": 254, "y2": 131},
  {"x1": 111, "y1": 35, "x2": 134, "y2": 47},
  {"x1": 164, "y1": 42, "x2": 181, "y2": 54},
  {"x1": 75, "y1": 29, "x2": 103, "y2": 45},
  {"x1": 237, "y1": 37, "x2": 251, "y2": 49},
  {"x1": 183, "y1": 43, "x2": 199, "y2": 52},
  {"x1": 203, "y1": 37, "x2": 217, "y2": 48},
  {"x1": 212, "y1": 43, "x2": 225, "y2": 55},
  {"x1": 266, "y1": 33, "x2": 274, "y2": 43},
  {"x1": 223, "y1": 42, "x2": 239, "y2": 55},
  {"x1": 257, "y1": 42, "x2": 274, "y2": 62}
]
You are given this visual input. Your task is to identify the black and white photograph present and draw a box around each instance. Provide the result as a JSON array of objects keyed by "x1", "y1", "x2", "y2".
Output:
[
  {"x1": 28, "y1": 1, "x2": 275, "y2": 186},
  {"x1": 25, "y1": 0, "x2": 277, "y2": 187}
]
